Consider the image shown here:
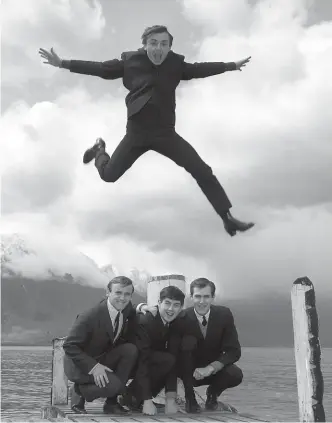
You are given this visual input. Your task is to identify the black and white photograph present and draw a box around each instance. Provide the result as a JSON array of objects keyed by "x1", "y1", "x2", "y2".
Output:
[{"x1": 1, "y1": 0, "x2": 332, "y2": 421}]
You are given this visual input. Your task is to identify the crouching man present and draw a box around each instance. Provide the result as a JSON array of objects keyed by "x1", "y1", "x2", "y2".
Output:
[
  {"x1": 63, "y1": 276, "x2": 148, "y2": 415},
  {"x1": 122, "y1": 285, "x2": 185, "y2": 415},
  {"x1": 178, "y1": 278, "x2": 243, "y2": 413}
]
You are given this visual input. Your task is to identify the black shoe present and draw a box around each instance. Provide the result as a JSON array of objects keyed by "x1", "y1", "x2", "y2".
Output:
[
  {"x1": 185, "y1": 397, "x2": 201, "y2": 413},
  {"x1": 71, "y1": 403, "x2": 87, "y2": 414},
  {"x1": 119, "y1": 390, "x2": 142, "y2": 412},
  {"x1": 223, "y1": 211, "x2": 254, "y2": 236},
  {"x1": 83, "y1": 137, "x2": 106, "y2": 164},
  {"x1": 103, "y1": 401, "x2": 131, "y2": 415},
  {"x1": 205, "y1": 387, "x2": 219, "y2": 411},
  {"x1": 71, "y1": 384, "x2": 87, "y2": 414}
]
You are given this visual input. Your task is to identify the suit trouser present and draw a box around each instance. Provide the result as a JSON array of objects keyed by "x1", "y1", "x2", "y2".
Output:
[
  {"x1": 76, "y1": 343, "x2": 138, "y2": 402},
  {"x1": 129, "y1": 351, "x2": 177, "y2": 402},
  {"x1": 94, "y1": 120, "x2": 232, "y2": 217},
  {"x1": 178, "y1": 350, "x2": 243, "y2": 398}
]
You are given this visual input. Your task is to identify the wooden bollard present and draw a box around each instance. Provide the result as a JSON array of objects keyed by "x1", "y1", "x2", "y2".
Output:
[
  {"x1": 291, "y1": 277, "x2": 325, "y2": 422},
  {"x1": 51, "y1": 337, "x2": 68, "y2": 406}
]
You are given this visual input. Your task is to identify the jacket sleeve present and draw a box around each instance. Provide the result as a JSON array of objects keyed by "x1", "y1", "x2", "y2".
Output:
[
  {"x1": 134, "y1": 317, "x2": 153, "y2": 400},
  {"x1": 61, "y1": 58, "x2": 124, "y2": 80},
  {"x1": 63, "y1": 311, "x2": 98, "y2": 374},
  {"x1": 181, "y1": 61, "x2": 236, "y2": 80},
  {"x1": 216, "y1": 309, "x2": 241, "y2": 367}
]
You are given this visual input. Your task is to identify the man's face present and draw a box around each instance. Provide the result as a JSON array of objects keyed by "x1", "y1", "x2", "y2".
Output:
[
  {"x1": 107, "y1": 283, "x2": 133, "y2": 311},
  {"x1": 145, "y1": 32, "x2": 171, "y2": 65},
  {"x1": 191, "y1": 286, "x2": 214, "y2": 316},
  {"x1": 158, "y1": 297, "x2": 183, "y2": 323}
]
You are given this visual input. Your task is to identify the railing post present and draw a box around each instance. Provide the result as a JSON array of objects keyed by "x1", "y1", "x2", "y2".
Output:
[
  {"x1": 291, "y1": 277, "x2": 325, "y2": 422},
  {"x1": 147, "y1": 274, "x2": 186, "y2": 306},
  {"x1": 51, "y1": 337, "x2": 68, "y2": 406}
]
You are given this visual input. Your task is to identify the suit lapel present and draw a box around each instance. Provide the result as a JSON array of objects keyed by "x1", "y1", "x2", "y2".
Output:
[
  {"x1": 100, "y1": 300, "x2": 114, "y2": 342},
  {"x1": 205, "y1": 306, "x2": 217, "y2": 344}
]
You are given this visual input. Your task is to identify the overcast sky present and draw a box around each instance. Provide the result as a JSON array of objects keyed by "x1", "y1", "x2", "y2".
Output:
[{"x1": 2, "y1": 0, "x2": 332, "y2": 299}]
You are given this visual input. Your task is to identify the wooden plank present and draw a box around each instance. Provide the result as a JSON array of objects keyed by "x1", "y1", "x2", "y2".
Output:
[
  {"x1": 51, "y1": 337, "x2": 68, "y2": 406},
  {"x1": 291, "y1": 277, "x2": 326, "y2": 422}
]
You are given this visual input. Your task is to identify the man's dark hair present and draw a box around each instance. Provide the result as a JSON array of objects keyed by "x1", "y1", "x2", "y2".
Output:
[
  {"x1": 107, "y1": 276, "x2": 134, "y2": 293},
  {"x1": 141, "y1": 25, "x2": 173, "y2": 47},
  {"x1": 159, "y1": 285, "x2": 185, "y2": 305},
  {"x1": 190, "y1": 278, "x2": 216, "y2": 297}
]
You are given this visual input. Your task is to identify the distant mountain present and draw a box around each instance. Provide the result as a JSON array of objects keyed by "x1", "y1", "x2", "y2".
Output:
[
  {"x1": 1, "y1": 233, "x2": 151, "y2": 289},
  {"x1": 1, "y1": 233, "x2": 331, "y2": 347},
  {"x1": 1, "y1": 276, "x2": 146, "y2": 345}
]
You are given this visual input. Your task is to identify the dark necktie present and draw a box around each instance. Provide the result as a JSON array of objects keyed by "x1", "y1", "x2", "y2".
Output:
[
  {"x1": 202, "y1": 315, "x2": 207, "y2": 327},
  {"x1": 114, "y1": 312, "x2": 120, "y2": 337}
]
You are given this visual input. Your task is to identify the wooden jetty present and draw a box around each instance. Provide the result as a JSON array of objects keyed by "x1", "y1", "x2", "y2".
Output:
[{"x1": 38, "y1": 275, "x2": 325, "y2": 422}]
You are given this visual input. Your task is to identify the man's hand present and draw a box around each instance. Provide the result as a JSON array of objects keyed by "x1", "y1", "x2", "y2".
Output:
[
  {"x1": 90, "y1": 363, "x2": 113, "y2": 388},
  {"x1": 141, "y1": 304, "x2": 158, "y2": 316},
  {"x1": 235, "y1": 56, "x2": 251, "y2": 71},
  {"x1": 39, "y1": 47, "x2": 62, "y2": 68},
  {"x1": 165, "y1": 398, "x2": 178, "y2": 415},
  {"x1": 142, "y1": 399, "x2": 157, "y2": 415},
  {"x1": 193, "y1": 365, "x2": 214, "y2": 380}
]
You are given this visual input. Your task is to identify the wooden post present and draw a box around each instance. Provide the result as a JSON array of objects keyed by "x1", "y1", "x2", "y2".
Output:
[
  {"x1": 51, "y1": 337, "x2": 68, "y2": 406},
  {"x1": 291, "y1": 277, "x2": 325, "y2": 422},
  {"x1": 147, "y1": 274, "x2": 186, "y2": 306}
]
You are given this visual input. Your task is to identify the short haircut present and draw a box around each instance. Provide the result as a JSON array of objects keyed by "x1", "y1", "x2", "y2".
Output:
[
  {"x1": 107, "y1": 276, "x2": 134, "y2": 293},
  {"x1": 159, "y1": 285, "x2": 185, "y2": 305},
  {"x1": 190, "y1": 278, "x2": 216, "y2": 297},
  {"x1": 141, "y1": 25, "x2": 173, "y2": 46}
]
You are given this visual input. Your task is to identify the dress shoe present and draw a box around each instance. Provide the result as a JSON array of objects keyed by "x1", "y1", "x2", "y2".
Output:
[
  {"x1": 119, "y1": 389, "x2": 143, "y2": 412},
  {"x1": 223, "y1": 211, "x2": 254, "y2": 236},
  {"x1": 71, "y1": 384, "x2": 87, "y2": 414},
  {"x1": 83, "y1": 137, "x2": 106, "y2": 164},
  {"x1": 205, "y1": 387, "x2": 219, "y2": 411},
  {"x1": 103, "y1": 401, "x2": 130, "y2": 415},
  {"x1": 185, "y1": 397, "x2": 201, "y2": 413},
  {"x1": 71, "y1": 403, "x2": 87, "y2": 414}
]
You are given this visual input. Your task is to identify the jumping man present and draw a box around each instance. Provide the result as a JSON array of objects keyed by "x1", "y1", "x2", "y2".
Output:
[{"x1": 39, "y1": 25, "x2": 254, "y2": 236}]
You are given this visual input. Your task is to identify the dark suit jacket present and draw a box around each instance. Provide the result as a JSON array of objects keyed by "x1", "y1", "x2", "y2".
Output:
[
  {"x1": 62, "y1": 49, "x2": 236, "y2": 126},
  {"x1": 63, "y1": 299, "x2": 137, "y2": 383},
  {"x1": 179, "y1": 305, "x2": 241, "y2": 368},
  {"x1": 134, "y1": 310, "x2": 181, "y2": 399}
]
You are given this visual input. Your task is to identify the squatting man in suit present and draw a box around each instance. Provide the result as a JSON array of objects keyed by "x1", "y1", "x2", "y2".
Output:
[
  {"x1": 39, "y1": 24, "x2": 254, "y2": 237},
  {"x1": 63, "y1": 276, "x2": 152, "y2": 415},
  {"x1": 121, "y1": 285, "x2": 186, "y2": 416},
  {"x1": 140, "y1": 278, "x2": 243, "y2": 414}
]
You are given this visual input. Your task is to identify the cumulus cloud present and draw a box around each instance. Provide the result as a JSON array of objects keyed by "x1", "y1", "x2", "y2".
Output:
[
  {"x1": 1, "y1": 0, "x2": 332, "y2": 299},
  {"x1": 1, "y1": 0, "x2": 106, "y2": 86}
]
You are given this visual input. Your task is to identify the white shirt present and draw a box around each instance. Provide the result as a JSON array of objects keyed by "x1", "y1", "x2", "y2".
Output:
[
  {"x1": 107, "y1": 299, "x2": 123, "y2": 341},
  {"x1": 194, "y1": 308, "x2": 211, "y2": 325}
]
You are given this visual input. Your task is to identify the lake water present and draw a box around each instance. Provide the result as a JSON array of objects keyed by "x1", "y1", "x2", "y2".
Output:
[{"x1": 1, "y1": 346, "x2": 332, "y2": 422}]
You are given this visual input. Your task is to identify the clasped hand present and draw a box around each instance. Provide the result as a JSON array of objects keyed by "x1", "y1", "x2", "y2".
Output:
[
  {"x1": 193, "y1": 365, "x2": 214, "y2": 380},
  {"x1": 90, "y1": 363, "x2": 113, "y2": 388}
]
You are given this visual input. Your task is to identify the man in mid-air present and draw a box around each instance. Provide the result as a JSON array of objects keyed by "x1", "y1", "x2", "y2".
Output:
[{"x1": 39, "y1": 25, "x2": 254, "y2": 236}]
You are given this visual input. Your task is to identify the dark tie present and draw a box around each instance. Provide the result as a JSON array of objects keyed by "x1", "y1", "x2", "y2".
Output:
[
  {"x1": 114, "y1": 312, "x2": 120, "y2": 337},
  {"x1": 202, "y1": 315, "x2": 207, "y2": 327}
]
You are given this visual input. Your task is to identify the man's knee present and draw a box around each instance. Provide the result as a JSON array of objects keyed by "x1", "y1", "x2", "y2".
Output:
[
  {"x1": 119, "y1": 343, "x2": 139, "y2": 360},
  {"x1": 100, "y1": 170, "x2": 119, "y2": 183},
  {"x1": 225, "y1": 365, "x2": 243, "y2": 387}
]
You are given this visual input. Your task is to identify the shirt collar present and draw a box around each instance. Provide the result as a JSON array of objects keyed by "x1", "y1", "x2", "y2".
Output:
[
  {"x1": 158, "y1": 309, "x2": 169, "y2": 326},
  {"x1": 194, "y1": 308, "x2": 211, "y2": 322}
]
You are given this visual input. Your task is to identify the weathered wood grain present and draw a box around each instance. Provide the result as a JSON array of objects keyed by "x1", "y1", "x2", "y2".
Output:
[
  {"x1": 291, "y1": 277, "x2": 325, "y2": 422},
  {"x1": 51, "y1": 338, "x2": 68, "y2": 406}
]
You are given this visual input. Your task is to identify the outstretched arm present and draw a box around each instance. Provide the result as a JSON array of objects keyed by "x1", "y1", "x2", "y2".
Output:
[
  {"x1": 181, "y1": 56, "x2": 251, "y2": 80},
  {"x1": 38, "y1": 47, "x2": 124, "y2": 80}
]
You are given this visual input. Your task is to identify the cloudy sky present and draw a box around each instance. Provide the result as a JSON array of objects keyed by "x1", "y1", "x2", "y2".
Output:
[{"x1": 2, "y1": 0, "x2": 332, "y2": 299}]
